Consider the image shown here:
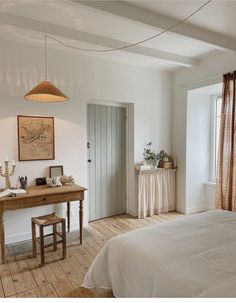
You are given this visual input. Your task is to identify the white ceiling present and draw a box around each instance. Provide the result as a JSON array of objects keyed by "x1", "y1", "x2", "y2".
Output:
[
  {"x1": 127, "y1": 0, "x2": 236, "y2": 40},
  {"x1": 0, "y1": 0, "x2": 235, "y2": 70}
]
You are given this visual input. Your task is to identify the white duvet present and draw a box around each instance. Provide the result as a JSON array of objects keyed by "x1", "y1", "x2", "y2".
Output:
[{"x1": 82, "y1": 210, "x2": 236, "y2": 297}]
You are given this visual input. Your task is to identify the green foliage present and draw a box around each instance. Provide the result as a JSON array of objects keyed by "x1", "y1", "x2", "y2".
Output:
[
  {"x1": 143, "y1": 142, "x2": 172, "y2": 162},
  {"x1": 157, "y1": 150, "x2": 171, "y2": 162},
  {"x1": 143, "y1": 142, "x2": 157, "y2": 160}
]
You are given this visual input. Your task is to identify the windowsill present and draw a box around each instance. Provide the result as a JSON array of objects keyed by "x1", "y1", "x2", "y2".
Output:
[{"x1": 204, "y1": 181, "x2": 216, "y2": 187}]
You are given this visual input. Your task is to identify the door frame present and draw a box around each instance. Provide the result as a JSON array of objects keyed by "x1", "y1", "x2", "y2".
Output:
[{"x1": 86, "y1": 100, "x2": 135, "y2": 219}]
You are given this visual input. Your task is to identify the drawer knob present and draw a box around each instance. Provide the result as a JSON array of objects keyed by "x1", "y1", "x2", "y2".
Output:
[{"x1": 43, "y1": 198, "x2": 46, "y2": 201}]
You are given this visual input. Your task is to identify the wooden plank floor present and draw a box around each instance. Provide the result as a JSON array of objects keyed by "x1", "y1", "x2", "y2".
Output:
[{"x1": 0, "y1": 212, "x2": 184, "y2": 298}]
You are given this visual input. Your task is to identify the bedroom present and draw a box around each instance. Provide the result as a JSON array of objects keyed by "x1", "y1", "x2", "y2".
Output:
[{"x1": 0, "y1": 0, "x2": 236, "y2": 299}]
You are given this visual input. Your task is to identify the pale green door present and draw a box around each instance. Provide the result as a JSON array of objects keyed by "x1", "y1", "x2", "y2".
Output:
[{"x1": 87, "y1": 104, "x2": 126, "y2": 221}]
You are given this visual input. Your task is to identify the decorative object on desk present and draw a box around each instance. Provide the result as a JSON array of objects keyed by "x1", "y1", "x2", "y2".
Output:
[
  {"x1": 49, "y1": 165, "x2": 63, "y2": 178},
  {"x1": 35, "y1": 177, "x2": 47, "y2": 186},
  {"x1": 143, "y1": 142, "x2": 157, "y2": 168},
  {"x1": 0, "y1": 158, "x2": 16, "y2": 189},
  {"x1": 46, "y1": 177, "x2": 62, "y2": 187},
  {"x1": 18, "y1": 175, "x2": 28, "y2": 189},
  {"x1": 157, "y1": 150, "x2": 173, "y2": 169},
  {"x1": 0, "y1": 188, "x2": 27, "y2": 198},
  {"x1": 59, "y1": 175, "x2": 75, "y2": 185},
  {"x1": 17, "y1": 115, "x2": 55, "y2": 161}
]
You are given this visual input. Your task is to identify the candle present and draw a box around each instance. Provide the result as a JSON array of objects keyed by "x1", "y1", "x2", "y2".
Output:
[
  {"x1": 5, "y1": 155, "x2": 8, "y2": 161},
  {"x1": 12, "y1": 160, "x2": 15, "y2": 166}
]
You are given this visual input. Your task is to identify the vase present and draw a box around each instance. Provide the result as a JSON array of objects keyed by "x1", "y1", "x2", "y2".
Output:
[{"x1": 146, "y1": 159, "x2": 157, "y2": 168}]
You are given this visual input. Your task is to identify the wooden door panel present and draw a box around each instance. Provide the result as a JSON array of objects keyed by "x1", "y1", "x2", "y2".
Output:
[{"x1": 88, "y1": 104, "x2": 126, "y2": 221}]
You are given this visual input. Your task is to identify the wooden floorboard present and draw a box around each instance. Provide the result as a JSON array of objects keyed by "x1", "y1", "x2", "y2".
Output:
[
  {"x1": 0, "y1": 212, "x2": 183, "y2": 298},
  {"x1": 0, "y1": 277, "x2": 5, "y2": 297},
  {"x1": 52, "y1": 279, "x2": 79, "y2": 298},
  {"x1": 16, "y1": 288, "x2": 38, "y2": 298},
  {"x1": 0, "y1": 263, "x2": 16, "y2": 297},
  {"x1": 35, "y1": 283, "x2": 58, "y2": 298}
]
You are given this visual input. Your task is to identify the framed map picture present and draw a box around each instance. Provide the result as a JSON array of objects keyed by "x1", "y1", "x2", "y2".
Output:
[{"x1": 17, "y1": 115, "x2": 55, "y2": 161}]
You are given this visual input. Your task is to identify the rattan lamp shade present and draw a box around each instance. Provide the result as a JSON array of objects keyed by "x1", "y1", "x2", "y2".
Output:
[{"x1": 24, "y1": 80, "x2": 69, "y2": 102}]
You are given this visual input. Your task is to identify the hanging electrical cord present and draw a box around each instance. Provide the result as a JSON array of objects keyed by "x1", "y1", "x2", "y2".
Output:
[{"x1": 45, "y1": 0, "x2": 212, "y2": 52}]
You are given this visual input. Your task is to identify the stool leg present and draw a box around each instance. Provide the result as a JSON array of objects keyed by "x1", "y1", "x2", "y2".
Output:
[
  {"x1": 53, "y1": 224, "x2": 57, "y2": 251},
  {"x1": 39, "y1": 226, "x2": 45, "y2": 267},
  {"x1": 62, "y1": 219, "x2": 66, "y2": 260},
  {"x1": 31, "y1": 220, "x2": 37, "y2": 258}
]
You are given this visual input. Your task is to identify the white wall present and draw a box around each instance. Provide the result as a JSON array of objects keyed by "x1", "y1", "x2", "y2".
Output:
[
  {"x1": 186, "y1": 90, "x2": 211, "y2": 214},
  {"x1": 0, "y1": 38, "x2": 172, "y2": 243},
  {"x1": 205, "y1": 182, "x2": 216, "y2": 211},
  {"x1": 173, "y1": 51, "x2": 236, "y2": 213}
]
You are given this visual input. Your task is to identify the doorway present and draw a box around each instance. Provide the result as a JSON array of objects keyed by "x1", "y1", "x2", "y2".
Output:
[{"x1": 87, "y1": 104, "x2": 127, "y2": 221}]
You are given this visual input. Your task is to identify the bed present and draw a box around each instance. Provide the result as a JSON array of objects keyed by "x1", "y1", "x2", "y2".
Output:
[{"x1": 82, "y1": 210, "x2": 236, "y2": 297}]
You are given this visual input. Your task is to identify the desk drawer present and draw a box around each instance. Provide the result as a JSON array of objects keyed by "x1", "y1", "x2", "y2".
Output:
[
  {"x1": 27, "y1": 193, "x2": 67, "y2": 206},
  {"x1": 3, "y1": 191, "x2": 84, "y2": 211}
]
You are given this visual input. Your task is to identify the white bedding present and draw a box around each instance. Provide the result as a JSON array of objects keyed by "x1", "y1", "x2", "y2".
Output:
[{"x1": 82, "y1": 210, "x2": 236, "y2": 297}]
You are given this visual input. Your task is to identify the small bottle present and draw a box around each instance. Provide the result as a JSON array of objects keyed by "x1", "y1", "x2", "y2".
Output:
[{"x1": 173, "y1": 156, "x2": 177, "y2": 168}]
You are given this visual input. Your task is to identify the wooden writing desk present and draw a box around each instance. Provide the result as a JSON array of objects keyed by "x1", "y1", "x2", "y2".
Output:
[{"x1": 0, "y1": 184, "x2": 87, "y2": 264}]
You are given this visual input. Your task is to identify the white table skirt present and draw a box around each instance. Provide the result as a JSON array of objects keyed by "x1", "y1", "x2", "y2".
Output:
[{"x1": 138, "y1": 168, "x2": 176, "y2": 218}]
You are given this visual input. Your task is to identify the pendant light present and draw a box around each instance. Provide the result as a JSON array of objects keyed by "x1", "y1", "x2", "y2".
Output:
[
  {"x1": 24, "y1": 36, "x2": 69, "y2": 102},
  {"x1": 23, "y1": 0, "x2": 211, "y2": 102}
]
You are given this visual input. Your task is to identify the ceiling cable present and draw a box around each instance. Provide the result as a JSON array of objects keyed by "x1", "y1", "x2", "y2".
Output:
[
  {"x1": 45, "y1": 0, "x2": 212, "y2": 52},
  {"x1": 45, "y1": 34, "x2": 48, "y2": 80}
]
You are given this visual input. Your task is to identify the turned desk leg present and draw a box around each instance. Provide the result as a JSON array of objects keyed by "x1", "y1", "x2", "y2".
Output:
[
  {"x1": 67, "y1": 202, "x2": 70, "y2": 233},
  {"x1": 31, "y1": 220, "x2": 37, "y2": 257},
  {"x1": 79, "y1": 200, "x2": 83, "y2": 245},
  {"x1": 0, "y1": 211, "x2": 5, "y2": 264}
]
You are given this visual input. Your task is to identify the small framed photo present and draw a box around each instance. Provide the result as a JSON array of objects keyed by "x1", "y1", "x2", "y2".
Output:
[
  {"x1": 17, "y1": 115, "x2": 55, "y2": 161},
  {"x1": 49, "y1": 165, "x2": 64, "y2": 178}
]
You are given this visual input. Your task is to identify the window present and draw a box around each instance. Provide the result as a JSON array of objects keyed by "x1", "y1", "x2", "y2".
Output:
[{"x1": 210, "y1": 96, "x2": 222, "y2": 182}]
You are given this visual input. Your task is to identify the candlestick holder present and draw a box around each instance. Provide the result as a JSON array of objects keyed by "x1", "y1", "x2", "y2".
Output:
[{"x1": 0, "y1": 161, "x2": 16, "y2": 189}]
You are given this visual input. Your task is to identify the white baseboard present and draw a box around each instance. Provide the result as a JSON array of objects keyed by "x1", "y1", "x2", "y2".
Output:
[
  {"x1": 206, "y1": 205, "x2": 216, "y2": 211},
  {"x1": 6, "y1": 221, "x2": 88, "y2": 245},
  {"x1": 176, "y1": 206, "x2": 186, "y2": 214},
  {"x1": 126, "y1": 209, "x2": 138, "y2": 217},
  {"x1": 186, "y1": 204, "x2": 206, "y2": 215}
]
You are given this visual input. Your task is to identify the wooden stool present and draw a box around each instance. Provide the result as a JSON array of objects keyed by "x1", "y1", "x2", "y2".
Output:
[{"x1": 31, "y1": 213, "x2": 66, "y2": 266}]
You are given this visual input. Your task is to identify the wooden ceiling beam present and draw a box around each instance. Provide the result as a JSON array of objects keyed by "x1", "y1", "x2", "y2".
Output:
[
  {"x1": 76, "y1": 0, "x2": 236, "y2": 52},
  {"x1": 0, "y1": 11, "x2": 198, "y2": 67}
]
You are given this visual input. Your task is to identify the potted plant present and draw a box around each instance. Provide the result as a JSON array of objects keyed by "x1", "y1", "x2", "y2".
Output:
[
  {"x1": 157, "y1": 150, "x2": 173, "y2": 169},
  {"x1": 143, "y1": 142, "x2": 157, "y2": 168}
]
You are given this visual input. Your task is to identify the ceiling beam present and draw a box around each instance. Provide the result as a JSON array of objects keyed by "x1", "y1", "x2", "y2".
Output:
[
  {"x1": 0, "y1": 11, "x2": 198, "y2": 67},
  {"x1": 76, "y1": 0, "x2": 236, "y2": 52}
]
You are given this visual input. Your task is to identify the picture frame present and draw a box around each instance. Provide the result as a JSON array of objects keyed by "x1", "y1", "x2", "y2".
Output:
[
  {"x1": 49, "y1": 165, "x2": 64, "y2": 178},
  {"x1": 17, "y1": 115, "x2": 55, "y2": 161}
]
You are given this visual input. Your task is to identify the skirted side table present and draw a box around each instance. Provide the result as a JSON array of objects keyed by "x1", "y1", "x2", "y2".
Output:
[{"x1": 137, "y1": 167, "x2": 176, "y2": 219}]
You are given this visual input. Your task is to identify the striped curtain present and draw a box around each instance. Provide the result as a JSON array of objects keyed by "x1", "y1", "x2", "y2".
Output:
[{"x1": 216, "y1": 71, "x2": 236, "y2": 211}]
